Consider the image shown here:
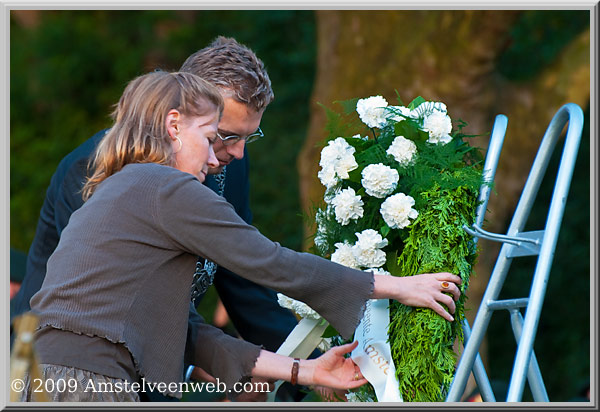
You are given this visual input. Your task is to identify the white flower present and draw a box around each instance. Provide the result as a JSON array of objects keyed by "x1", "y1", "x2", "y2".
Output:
[
  {"x1": 380, "y1": 193, "x2": 419, "y2": 229},
  {"x1": 277, "y1": 293, "x2": 321, "y2": 320},
  {"x1": 318, "y1": 166, "x2": 338, "y2": 189},
  {"x1": 386, "y1": 135, "x2": 417, "y2": 166},
  {"x1": 355, "y1": 228, "x2": 388, "y2": 250},
  {"x1": 319, "y1": 138, "x2": 357, "y2": 175},
  {"x1": 331, "y1": 242, "x2": 360, "y2": 269},
  {"x1": 423, "y1": 109, "x2": 453, "y2": 145},
  {"x1": 364, "y1": 267, "x2": 391, "y2": 276},
  {"x1": 318, "y1": 138, "x2": 358, "y2": 188},
  {"x1": 352, "y1": 134, "x2": 368, "y2": 141},
  {"x1": 356, "y1": 96, "x2": 389, "y2": 129},
  {"x1": 331, "y1": 188, "x2": 364, "y2": 225},
  {"x1": 361, "y1": 163, "x2": 399, "y2": 198},
  {"x1": 353, "y1": 229, "x2": 388, "y2": 268}
]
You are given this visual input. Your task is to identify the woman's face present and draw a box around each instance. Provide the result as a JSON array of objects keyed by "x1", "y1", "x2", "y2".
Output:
[{"x1": 168, "y1": 110, "x2": 220, "y2": 182}]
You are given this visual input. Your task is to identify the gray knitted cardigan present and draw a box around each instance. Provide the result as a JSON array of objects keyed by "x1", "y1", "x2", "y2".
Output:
[{"x1": 30, "y1": 163, "x2": 374, "y2": 397}]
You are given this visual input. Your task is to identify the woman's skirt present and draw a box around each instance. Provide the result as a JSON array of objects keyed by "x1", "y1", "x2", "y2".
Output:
[{"x1": 18, "y1": 363, "x2": 140, "y2": 402}]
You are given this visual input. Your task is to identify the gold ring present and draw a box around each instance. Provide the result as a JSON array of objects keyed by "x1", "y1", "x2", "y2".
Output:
[
  {"x1": 354, "y1": 372, "x2": 360, "y2": 381},
  {"x1": 441, "y1": 281, "x2": 450, "y2": 289}
]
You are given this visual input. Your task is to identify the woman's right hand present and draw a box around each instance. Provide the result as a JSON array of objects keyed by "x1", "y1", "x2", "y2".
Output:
[
  {"x1": 372, "y1": 272, "x2": 462, "y2": 321},
  {"x1": 300, "y1": 341, "x2": 367, "y2": 390}
]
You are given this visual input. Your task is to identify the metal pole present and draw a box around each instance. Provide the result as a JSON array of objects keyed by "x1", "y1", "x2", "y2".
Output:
[
  {"x1": 506, "y1": 103, "x2": 584, "y2": 401},
  {"x1": 508, "y1": 309, "x2": 548, "y2": 402}
]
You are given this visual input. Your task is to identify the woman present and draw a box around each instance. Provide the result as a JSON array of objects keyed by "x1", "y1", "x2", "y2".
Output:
[{"x1": 25, "y1": 71, "x2": 462, "y2": 401}]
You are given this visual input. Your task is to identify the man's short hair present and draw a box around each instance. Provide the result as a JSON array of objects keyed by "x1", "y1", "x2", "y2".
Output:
[{"x1": 180, "y1": 36, "x2": 274, "y2": 112}]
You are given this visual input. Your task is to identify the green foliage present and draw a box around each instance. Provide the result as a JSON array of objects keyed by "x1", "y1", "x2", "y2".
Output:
[
  {"x1": 316, "y1": 100, "x2": 368, "y2": 146},
  {"x1": 389, "y1": 185, "x2": 479, "y2": 401},
  {"x1": 10, "y1": 10, "x2": 316, "y2": 253}
]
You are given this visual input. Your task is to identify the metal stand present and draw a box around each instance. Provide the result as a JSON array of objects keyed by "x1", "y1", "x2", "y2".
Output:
[{"x1": 447, "y1": 103, "x2": 584, "y2": 402}]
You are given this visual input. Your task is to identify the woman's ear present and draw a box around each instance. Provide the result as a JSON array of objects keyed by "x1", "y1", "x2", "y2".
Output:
[{"x1": 165, "y1": 109, "x2": 181, "y2": 139}]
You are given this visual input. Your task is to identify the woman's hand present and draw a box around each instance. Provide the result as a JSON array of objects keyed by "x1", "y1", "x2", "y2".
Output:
[
  {"x1": 298, "y1": 341, "x2": 367, "y2": 389},
  {"x1": 372, "y1": 272, "x2": 462, "y2": 321}
]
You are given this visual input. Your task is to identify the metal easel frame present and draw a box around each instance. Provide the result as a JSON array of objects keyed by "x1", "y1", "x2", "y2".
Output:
[{"x1": 447, "y1": 103, "x2": 584, "y2": 402}]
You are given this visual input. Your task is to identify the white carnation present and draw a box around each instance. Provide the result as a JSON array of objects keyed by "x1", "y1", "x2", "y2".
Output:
[
  {"x1": 331, "y1": 242, "x2": 360, "y2": 269},
  {"x1": 318, "y1": 166, "x2": 338, "y2": 189},
  {"x1": 277, "y1": 293, "x2": 321, "y2": 320},
  {"x1": 318, "y1": 138, "x2": 358, "y2": 188},
  {"x1": 331, "y1": 188, "x2": 364, "y2": 225},
  {"x1": 423, "y1": 109, "x2": 453, "y2": 145},
  {"x1": 353, "y1": 229, "x2": 388, "y2": 268},
  {"x1": 386, "y1": 135, "x2": 417, "y2": 166},
  {"x1": 361, "y1": 163, "x2": 399, "y2": 198},
  {"x1": 380, "y1": 192, "x2": 419, "y2": 229},
  {"x1": 364, "y1": 267, "x2": 391, "y2": 276},
  {"x1": 336, "y1": 154, "x2": 359, "y2": 179},
  {"x1": 356, "y1": 96, "x2": 389, "y2": 129}
]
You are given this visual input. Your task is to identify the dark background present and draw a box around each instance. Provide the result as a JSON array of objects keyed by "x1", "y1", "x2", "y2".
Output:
[{"x1": 9, "y1": 10, "x2": 591, "y2": 402}]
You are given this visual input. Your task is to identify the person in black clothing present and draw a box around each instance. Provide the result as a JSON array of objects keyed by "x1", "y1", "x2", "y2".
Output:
[{"x1": 10, "y1": 37, "x2": 303, "y2": 401}]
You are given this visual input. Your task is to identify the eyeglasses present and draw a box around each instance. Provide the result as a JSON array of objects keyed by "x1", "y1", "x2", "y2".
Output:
[{"x1": 217, "y1": 127, "x2": 264, "y2": 146}]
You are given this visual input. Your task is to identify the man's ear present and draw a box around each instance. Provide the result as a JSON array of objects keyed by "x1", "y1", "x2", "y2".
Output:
[{"x1": 165, "y1": 109, "x2": 181, "y2": 138}]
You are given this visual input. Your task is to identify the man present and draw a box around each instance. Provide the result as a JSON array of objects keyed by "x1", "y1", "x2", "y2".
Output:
[{"x1": 11, "y1": 37, "x2": 305, "y2": 401}]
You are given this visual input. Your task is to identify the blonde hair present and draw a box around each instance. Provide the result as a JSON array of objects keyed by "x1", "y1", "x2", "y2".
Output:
[
  {"x1": 82, "y1": 71, "x2": 223, "y2": 200},
  {"x1": 180, "y1": 36, "x2": 274, "y2": 111}
]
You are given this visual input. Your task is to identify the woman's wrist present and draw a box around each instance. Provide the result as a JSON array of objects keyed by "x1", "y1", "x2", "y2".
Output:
[
  {"x1": 372, "y1": 274, "x2": 401, "y2": 300},
  {"x1": 296, "y1": 359, "x2": 316, "y2": 386}
]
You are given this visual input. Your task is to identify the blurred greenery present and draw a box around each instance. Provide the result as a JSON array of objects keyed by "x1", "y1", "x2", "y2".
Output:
[
  {"x1": 497, "y1": 10, "x2": 590, "y2": 81},
  {"x1": 10, "y1": 10, "x2": 315, "y2": 253},
  {"x1": 9, "y1": 9, "x2": 590, "y2": 403}
]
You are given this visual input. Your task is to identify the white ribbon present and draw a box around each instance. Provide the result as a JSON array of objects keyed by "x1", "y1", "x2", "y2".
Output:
[{"x1": 351, "y1": 299, "x2": 403, "y2": 402}]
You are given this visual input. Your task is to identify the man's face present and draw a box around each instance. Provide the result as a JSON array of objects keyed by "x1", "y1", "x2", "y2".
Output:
[{"x1": 208, "y1": 96, "x2": 264, "y2": 175}]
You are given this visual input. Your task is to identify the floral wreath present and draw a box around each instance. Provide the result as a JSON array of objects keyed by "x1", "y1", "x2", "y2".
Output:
[{"x1": 280, "y1": 94, "x2": 485, "y2": 402}]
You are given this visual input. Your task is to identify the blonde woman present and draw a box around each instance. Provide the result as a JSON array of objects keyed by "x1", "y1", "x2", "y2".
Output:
[{"x1": 25, "y1": 70, "x2": 461, "y2": 401}]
